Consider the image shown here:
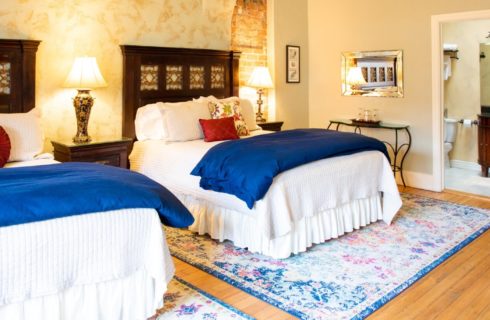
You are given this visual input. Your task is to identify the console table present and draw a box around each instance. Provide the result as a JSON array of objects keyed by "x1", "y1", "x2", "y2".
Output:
[{"x1": 327, "y1": 119, "x2": 412, "y2": 187}]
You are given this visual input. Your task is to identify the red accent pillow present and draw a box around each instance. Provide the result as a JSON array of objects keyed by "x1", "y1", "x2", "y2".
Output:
[
  {"x1": 199, "y1": 117, "x2": 239, "y2": 142},
  {"x1": 0, "y1": 126, "x2": 11, "y2": 168}
]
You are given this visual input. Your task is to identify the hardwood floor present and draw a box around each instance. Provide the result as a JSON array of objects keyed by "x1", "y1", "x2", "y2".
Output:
[
  {"x1": 174, "y1": 258, "x2": 296, "y2": 320},
  {"x1": 173, "y1": 187, "x2": 490, "y2": 320}
]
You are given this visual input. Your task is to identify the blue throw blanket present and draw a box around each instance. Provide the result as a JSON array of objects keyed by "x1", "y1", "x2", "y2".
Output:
[
  {"x1": 191, "y1": 129, "x2": 389, "y2": 209},
  {"x1": 0, "y1": 162, "x2": 194, "y2": 228}
]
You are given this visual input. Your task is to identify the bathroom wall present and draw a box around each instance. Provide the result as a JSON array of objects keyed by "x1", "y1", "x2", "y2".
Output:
[
  {"x1": 443, "y1": 20, "x2": 490, "y2": 164},
  {"x1": 0, "y1": 0, "x2": 236, "y2": 147}
]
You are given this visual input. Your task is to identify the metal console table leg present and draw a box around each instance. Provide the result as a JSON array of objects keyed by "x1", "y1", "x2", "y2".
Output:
[{"x1": 327, "y1": 119, "x2": 412, "y2": 187}]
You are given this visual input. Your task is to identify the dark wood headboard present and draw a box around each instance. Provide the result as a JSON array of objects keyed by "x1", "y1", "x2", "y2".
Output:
[
  {"x1": 0, "y1": 39, "x2": 40, "y2": 113},
  {"x1": 120, "y1": 45, "x2": 241, "y2": 140}
]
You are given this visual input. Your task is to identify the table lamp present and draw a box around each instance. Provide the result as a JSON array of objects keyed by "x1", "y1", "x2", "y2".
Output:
[
  {"x1": 346, "y1": 67, "x2": 367, "y2": 92},
  {"x1": 247, "y1": 66, "x2": 273, "y2": 122},
  {"x1": 64, "y1": 57, "x2": 107, "y2": 143}
]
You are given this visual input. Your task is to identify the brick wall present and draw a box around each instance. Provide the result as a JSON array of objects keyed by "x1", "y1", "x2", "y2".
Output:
[{"x1": 231, "y1": 0, "x2": 269, "y2": 109}]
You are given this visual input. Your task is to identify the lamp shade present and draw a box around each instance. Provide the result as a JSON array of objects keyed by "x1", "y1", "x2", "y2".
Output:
[
  {"x1": 247, "y1": 67, "x2": 273, "y2": 89},
  {"x1": 63, "y1": 57, "x2": 107, "y2": 89},
  {"x1": 346, "y1": 67, "x2": 367, "y2": 86}
]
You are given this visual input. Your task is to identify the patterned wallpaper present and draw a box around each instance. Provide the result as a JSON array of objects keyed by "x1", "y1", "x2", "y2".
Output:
[{"x1": 0, "y1": 0, "x2": 236, "y2": 147}]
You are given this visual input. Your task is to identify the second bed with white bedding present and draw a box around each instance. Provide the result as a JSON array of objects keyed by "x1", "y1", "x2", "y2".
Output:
[
  {"x1": 1, "y1": 158, "x2": 175, "y2": 320},
  {"x1": 130, "y1": 131, "x2": 402, "y2": 259},
  {"x1": 0, "y1": 208, "x2": 173, "y2": 320}
]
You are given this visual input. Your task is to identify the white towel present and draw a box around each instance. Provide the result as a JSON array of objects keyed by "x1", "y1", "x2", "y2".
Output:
[
  {"x1": 444, "y1": 55, "x2": 452, "y2": 80},
  {"x1": 443, "y1": 43, "x2": 458, "y2": 51}
]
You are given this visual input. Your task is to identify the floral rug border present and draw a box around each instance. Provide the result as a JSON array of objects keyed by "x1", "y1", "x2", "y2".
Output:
[
  {"x1": 354, "y1": 223, "x2": 488, "y2": 319},
  {"x1": 170, "y1": 194, "x2": 490, "y2": 319},
  {"x1": 172, "y1": 276, "x2": 255, "y2": 320}
]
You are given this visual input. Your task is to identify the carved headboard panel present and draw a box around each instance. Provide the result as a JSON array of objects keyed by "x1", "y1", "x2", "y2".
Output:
[
  {"x1": 120, "y1": 45, "x2": 241, "y2": 139},
  {"x1": 0, "y1": 39, "x2": 40, "y2": 113}
]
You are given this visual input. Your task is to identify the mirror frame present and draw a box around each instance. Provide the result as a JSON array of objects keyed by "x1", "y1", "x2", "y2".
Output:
[{"x1": 341, "y1": 50, "x2": 404, "y2": 97}]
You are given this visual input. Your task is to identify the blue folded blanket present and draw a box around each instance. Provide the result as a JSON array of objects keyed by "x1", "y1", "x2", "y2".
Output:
[
  {"x1": 191, "y1": 129, "x2": 389, "y2": 209},
  {"x1": 0, "y1": 162, "x2": 194, "y2": 228}
]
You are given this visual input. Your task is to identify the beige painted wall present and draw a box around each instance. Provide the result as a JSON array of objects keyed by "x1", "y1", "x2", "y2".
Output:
[
  {"x1": 271, "y1": 0, "x2": 309, "y2": 129},
  {"x1": 0, "y1": 0, "x2": 236, "y2": 149},
  {"x1": 443, "y1": 20, "x2": 490, "y2": 163},
  {"x1": 308, "y1": 0, "x2": 490, "y2": 177}
]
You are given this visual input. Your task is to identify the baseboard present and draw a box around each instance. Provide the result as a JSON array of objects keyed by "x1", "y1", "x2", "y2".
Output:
[
  {"x1": 395, "y1": 170, "x2": 440, "y2": 191},
  {"x1": 449, "y1": 160, "x2": 480, "y2": 171}
]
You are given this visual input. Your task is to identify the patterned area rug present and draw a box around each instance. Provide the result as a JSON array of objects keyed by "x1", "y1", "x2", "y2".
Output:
[
  {"x1": 152, "y1": 276, "x2": 253, "y2": 319},
  {"x1": 165, "y1": 193, "x2": 490, "y2": 320}
]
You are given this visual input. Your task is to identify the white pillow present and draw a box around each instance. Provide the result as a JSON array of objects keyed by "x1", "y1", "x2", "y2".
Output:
[
  {"x1": 237, "y1": 98, "x2": 260, "y2": 131},
  {"x1": 162, "y1": 101, "x2": 210, "y2": 141},
  {"x1": 135, "y1": 102, "x2": 167, "y2": 141},
  {"x1": 193, "y1": 95, "x2": 217, "y2": 104},
  {"x1": 0, "y1": 108, "x2": 44, "y2": 162}
]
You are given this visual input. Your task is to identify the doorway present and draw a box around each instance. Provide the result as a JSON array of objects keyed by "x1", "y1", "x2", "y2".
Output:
[
  {"x1": 431, "y1": 10, "x2": 490, "y2": 196},
  {"x1": 441, "y1": 20, "x2": 490, "y2": 196}
]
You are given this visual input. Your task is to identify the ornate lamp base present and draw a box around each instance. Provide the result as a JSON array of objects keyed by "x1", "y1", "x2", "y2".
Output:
[
  {"x1": 256, "y1": 110, "x2": 266, "y2": 123},
  {"x1": 73, "y1": 89, "x2": 94, "y2": 143},
  {"x1": 255, "y1": 88, "x2": 267, "y2": 123}
]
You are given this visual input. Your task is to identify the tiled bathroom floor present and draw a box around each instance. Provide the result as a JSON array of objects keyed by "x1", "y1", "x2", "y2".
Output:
[{"x1": 445, "y1": 167, "x2": 490, "y2": 197}]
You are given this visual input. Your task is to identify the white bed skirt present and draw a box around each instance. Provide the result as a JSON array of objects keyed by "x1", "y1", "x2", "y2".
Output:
[
  {"x1": 0, "y1": 267, "x2": 165, "y2": 320},
  {"x1": 182, "y1": 193, "x2": 383, "y2": 259},
  {"x1": 0, "y1": 209, "x2": 174, "y2": 320}
]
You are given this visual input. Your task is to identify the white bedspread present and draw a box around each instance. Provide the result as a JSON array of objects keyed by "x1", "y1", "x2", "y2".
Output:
[
  {"x1": 4, "y1": 153, "x2": 56, "y2": 168},
  {"x1": 130, "y1": 136, "x2": 401, "y2": 240},
  {"x1": 0, "y1": 209, "x2": 173, "y2": 309},
  {"x1": 1, "y1": 158, "x2": 174, "y2": 319}
]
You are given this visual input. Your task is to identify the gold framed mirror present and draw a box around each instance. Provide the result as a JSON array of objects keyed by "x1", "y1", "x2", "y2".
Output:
[{"x1": 341, "y1": 50, "x2": 403, "y2": 97}]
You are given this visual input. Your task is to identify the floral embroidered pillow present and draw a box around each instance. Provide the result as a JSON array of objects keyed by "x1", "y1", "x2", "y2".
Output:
[{"x1": 208, "y1": 100, "x2": 249, "y2": 136}]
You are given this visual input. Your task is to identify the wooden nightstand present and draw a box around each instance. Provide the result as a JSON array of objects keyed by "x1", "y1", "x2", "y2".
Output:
[
  {"x1": 51, "y1": 137, "x2": 133, "y2": 168},
  {"x1": 257, "y1": 121, "x2": 284, "y2": 132}
]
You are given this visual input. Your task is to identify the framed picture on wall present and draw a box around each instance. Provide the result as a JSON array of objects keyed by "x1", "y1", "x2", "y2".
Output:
[{"x1": 286, "y1": 45, "x2": 300, "y2": 83}]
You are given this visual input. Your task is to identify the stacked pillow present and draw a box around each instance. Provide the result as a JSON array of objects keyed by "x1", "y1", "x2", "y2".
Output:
[
  {"x1": 134, "y1": 102, "x2": 167, "y2": 141},
  {"x1": 195, "y1": 95, "x2": 260, "y2": 133},
  {"x1": 162, "y1": 101, "x2": 211, "y2": 141},
  {"x1": 135, "y1": 101, "x2": 210, "y2": 142},
  {"x1": 135, "y1": 96, "x2": 259, "y2": 143},
  {"x1": 0, "y1": 126, "x2": 10, "y2": 168},
  {"x1": 235, "y1": 98, "x2": 260, "y2": 132},
  {"x1": 207, "y1": 99, "x2": 249, "y2": 136},
  {"x1": 0, "y1": 109, "x2": 44, "y2": 164},
  {"x1": 199, "y1": 117, "x2": 239, "y2": 142}
]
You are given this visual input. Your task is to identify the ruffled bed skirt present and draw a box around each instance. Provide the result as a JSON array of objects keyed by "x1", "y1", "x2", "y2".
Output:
[
  {"x1": 182, "y1": 193, "x2": 383, "y2": 259},
  {"x1": 0, "y1": 267, "x2": 165, "y2": 320},
  {"x1": 0, "y1": 209, "x2": 173, "y2": 320}
]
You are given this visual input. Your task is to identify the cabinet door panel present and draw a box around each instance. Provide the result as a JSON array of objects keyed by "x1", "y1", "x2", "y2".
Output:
[
  {"x1": 479, "y1": 125, "x2": 485, "y2": 163},
  {"x1": 478, "y1": 115, "x2": 489, "y2": 168}
]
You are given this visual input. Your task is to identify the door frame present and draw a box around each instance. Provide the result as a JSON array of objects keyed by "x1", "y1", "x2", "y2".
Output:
[{"x1": 431, "y1": 9, "x2": 490, "y2": 191}]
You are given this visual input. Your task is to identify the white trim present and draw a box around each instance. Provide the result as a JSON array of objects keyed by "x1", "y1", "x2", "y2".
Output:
[
  {"x1": 431, "y1": 15, "x2": 443, "y2": 192},
  {"x1": 396, "y1": 170, "x2": 438, "y2": 190},
  {"x1": 431, "y1": 9, "x2": 490, "y2": 192},
  {"x1": 449, "y1": 159, "x2": 481, "y2": 171}
]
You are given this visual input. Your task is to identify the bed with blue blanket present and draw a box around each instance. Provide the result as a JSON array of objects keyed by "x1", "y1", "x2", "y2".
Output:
[
  {"x1": 131, "y1": 128, "x2": 402, "y2": 259},
  {"x1": 0, "y1": 42, "x2": 193, "y2": 320},
  {"x1": 0, "y1": 160, "x2": 194, "y2": 320},
  {"x1": 122, "y1": 45, "x2": 401, "y2": 259}
]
